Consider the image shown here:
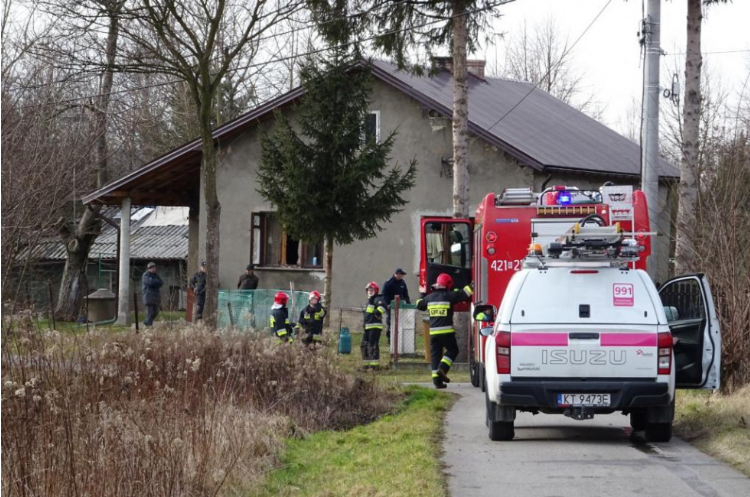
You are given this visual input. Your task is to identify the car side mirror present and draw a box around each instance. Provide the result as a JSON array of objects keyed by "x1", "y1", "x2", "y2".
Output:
[
  {"x1": 479, "y1": 326, "x2": 493, "y2": 337},
  {"x1": 473, "y1": 303, "x2": 496, "y2": 322}
]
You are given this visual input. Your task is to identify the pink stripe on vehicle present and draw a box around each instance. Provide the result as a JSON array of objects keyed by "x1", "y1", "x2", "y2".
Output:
[
  {"x1": 511, "y1": 333, "x2": 569, "y2": 346},
  {"x1": 600, "y1": 333, "x2": 657, "y2": 347}
]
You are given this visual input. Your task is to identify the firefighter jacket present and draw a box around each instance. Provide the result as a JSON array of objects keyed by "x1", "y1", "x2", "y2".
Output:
[
  {"x1": 299, "y1": 303, "x2": 327, "y2": 334},
  {"x1": 270, "y1": 304, "x2": 293, "y2": 339},
  {"x1": 416, "y1": 286, "x2": 473, "y2": 335},
  {"x1": 363, "y1": 295, "x2": 387, "y2": 331}
]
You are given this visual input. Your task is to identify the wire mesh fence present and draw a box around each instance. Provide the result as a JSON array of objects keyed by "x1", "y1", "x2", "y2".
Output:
[
  {"x1": 217, "y1": 289, "x2": 309, "y2": 330},
  {"x1": 389, "y1": 298, "x2": 419, "y2": 358}
]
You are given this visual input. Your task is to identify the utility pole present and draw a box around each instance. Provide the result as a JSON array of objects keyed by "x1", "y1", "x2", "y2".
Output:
[{"x1": 641, "y1": 0, "x2": 661, "y2": 280}]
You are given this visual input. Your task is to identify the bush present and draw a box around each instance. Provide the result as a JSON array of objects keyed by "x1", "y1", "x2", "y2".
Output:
[{"x1": 1, "y1": 324, "x2": 394, "y2": 496}]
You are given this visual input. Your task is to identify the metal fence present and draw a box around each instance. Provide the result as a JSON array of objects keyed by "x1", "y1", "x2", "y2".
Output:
[{"x1": 217, "y1": 289, "x2": 309, "y2": 330}]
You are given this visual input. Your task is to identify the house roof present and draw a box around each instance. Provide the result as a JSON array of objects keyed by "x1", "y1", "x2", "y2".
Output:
[
  {"x1": 23, "y1": 207, "x2": 189, "y2": 261},
  {"x1": 83, "y1": 60, "x2": 677, "y2": 206}
]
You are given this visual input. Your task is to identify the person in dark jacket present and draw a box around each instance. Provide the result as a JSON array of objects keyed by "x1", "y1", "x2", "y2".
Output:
[
  {"x1": 382, "y1": 268, "x2": 411, "y2": 345},
  {"x1": 142, "y1": 262, "x2": 164, "y2": 326},
  {"x1": 297, "y1": 290, "x2": 327, "y2": 346},
  {"x1": 189, "y1": 261, "x2": 207, "y2": 320},
  {"x1": 237, "y1": 264, "x2": 259, "y2": 290},
  {"x1": 270, "y1": 292, "x2": 294, "y2": 343},
  {"x1": 416, "y1": 273, "x2": 473, "y2": 389},
  {"x1": 362, "y1": 282, "x2": 387, "y2": 368}
]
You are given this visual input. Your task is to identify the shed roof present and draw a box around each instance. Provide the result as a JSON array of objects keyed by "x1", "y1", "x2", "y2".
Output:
[
  {"x1": 23, "y1": 207, "x2": 189, "y2": 261},
  {"x1": 83, "y1": 60, "x2": 677, "y2": 206}
]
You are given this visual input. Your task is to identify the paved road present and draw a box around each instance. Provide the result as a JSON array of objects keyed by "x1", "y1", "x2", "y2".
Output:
[{"x1": 441, "y1": 383, "x2": 750, "y2": 497}]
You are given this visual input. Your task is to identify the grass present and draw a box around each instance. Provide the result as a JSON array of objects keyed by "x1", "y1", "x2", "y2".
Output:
[
  {"x1": 17, "y1": 310, "x2": 188, "y2": 334},
  {"x1": 335, "y1": 331, "x2": 471, "y2": 384},
  {"x1": 256, "y1": 386, "x2": 453, "y2": 497},
  {"x1": 674, "y1": 386, "x2": 750, "y2": 476}
]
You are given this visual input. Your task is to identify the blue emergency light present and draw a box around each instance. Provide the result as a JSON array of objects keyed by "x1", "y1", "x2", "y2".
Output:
[{"x1": 558, "y1": 191, "x2": 573, "y2": 205}]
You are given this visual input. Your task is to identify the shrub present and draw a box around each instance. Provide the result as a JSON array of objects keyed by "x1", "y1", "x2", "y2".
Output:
[{"x1": 1, "y1": 324, "x2": 393, "y2": 496}]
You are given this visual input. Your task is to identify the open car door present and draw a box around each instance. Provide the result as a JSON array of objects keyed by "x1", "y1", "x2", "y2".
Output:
[
  {"x1": 420, "y1": 218, "x2": 473, "y2": 291},
  {"x1": 658, "y1": 273, "x2": 721, "y2": 390}
]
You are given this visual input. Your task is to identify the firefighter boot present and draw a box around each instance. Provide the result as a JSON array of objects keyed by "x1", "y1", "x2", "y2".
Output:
[
  {"x1": 432, "y1": 372, "x2": 447, "y2": 389},
  {"x1": 437, "y1": 363, "x2": 451, "y2": 384}
]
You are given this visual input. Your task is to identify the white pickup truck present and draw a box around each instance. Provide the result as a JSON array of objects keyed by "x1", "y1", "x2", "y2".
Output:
[{"x1": 478, "y1": 261, "x2": 721, "y2": 442}]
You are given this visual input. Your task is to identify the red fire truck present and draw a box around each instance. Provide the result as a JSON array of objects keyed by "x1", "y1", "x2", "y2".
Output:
[{"x1": 419, "y1": 184, "x2": 652, "y2": 388}]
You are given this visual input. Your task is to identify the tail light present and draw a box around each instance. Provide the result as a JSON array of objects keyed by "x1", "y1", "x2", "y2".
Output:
[
  {"x1": 496, "y1": 330, "x2": 511, "y2": 374},
  {"x1": 657, "y1": 331, "x2": 672, "y2": 374}
]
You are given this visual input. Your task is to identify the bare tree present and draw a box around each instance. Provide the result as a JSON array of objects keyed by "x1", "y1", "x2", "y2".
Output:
[
  {"x1": 500, "y1": 18, "x2": 601, "y2": 118},
  {"x1": 114, "y1": 0, "x2": 303, "y2": 327},
  {"x1": 674, "y1": 0, "x2": 729, "y2": 273}
]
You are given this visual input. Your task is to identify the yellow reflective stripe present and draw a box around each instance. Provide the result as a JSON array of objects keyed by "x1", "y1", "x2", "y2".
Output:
[
  {"x1": 284, "y1": 319, "x2": 290, "y2": 324},
  {"x1": 312, "y1": 335, "x2": 323, "y2": 341},
  {"x1": 365, "y1": 324, "x2": 383, "y2": 329},
  {"x1": 463, "y1": 285, "x2": 473, "y2": 295},
  {"x1": 429, "y1": 328, "x2": 455, "y2": 335},
  {"x1": 314, "y1": 310, "x2": 325, "y2": 319},
  {"x1": 441, "y1": 357, "x2": 453, "y2": 366},
  {"x1": 416, "y1": 299, "x2": 424, "y2": 306},
  {"x1": 270, "y1": 317, "x2": 276, "y2": 326},
  {"x1": 431, "y1": 372, "x2": 440, "y2": 378},
  {"x1": 377, "y1": 306, "x2": 386, "y2": 314},
  {"x1": 277, "y1": 330, "x2": 288, "y2": 336},
  {"x1": 366, "y1": 305, "x2": 375, "y2": 313},
  {"x1": 428, "y1": 303, "x2": 450, "y2": 309}
]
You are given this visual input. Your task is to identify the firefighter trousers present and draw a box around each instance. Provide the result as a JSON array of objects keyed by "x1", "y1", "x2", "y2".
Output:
[
  {"x1": 431, "y1": 333, "x2": 459, "y2": 380},
  {"x1": 361, "y1": 327, "x2": 382, "y2": 366}
]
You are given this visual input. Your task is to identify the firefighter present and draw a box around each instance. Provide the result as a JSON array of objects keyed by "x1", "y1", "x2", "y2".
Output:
[
  {"x1": 297, "y1": 290, "x2": 327, "y2": 346},
  {"x1": 417, "y1": 273, "x2": 473, "y2": 389},
  {"x1": 362, "y1": 282, "x2": 387, "y2": 368},
  {"x1": 270, "y1": 292, "x2": 294, "y2": 343}
]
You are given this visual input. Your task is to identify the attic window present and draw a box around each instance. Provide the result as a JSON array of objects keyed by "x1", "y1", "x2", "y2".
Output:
[{"x1": 363, "y1": 111, "x2": 380, "y2": 144}]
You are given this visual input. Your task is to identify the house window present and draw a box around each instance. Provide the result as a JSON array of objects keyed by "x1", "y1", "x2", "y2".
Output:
[
  {"x1": 363, "y1": 111, "x2": 380, "y2": 144},
  {"x1": 250, "y1": 212, "x2": 324, "y2": 268}
]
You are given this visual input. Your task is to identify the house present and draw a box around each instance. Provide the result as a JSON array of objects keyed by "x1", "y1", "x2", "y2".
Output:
[
  {"x1": 83, "y1": 58, "x2": 678, "y2": 315},
  {"x1": 20, "y1": 207, "x2": 190, "y2": 312}
]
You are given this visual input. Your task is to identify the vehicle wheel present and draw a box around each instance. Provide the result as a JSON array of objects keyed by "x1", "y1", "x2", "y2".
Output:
[
  {"x1": 630, "y1": 411, "x2": 647, "y2": 431},
  {"x1": 645, "y1": 422, "x2": 673, "y2": 443},
  {"x1": 470, "y1": 357, "x2": 480, "y2": 387},
  {"x1": 480, "y1": 364, "x2": 486, "y2": 393},
  {"x1": 485, "y1": 382, "x2": 515, "y2": 441}
]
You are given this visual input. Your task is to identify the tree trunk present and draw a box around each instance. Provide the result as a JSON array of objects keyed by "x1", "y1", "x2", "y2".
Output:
[
  {"x1": 675, "y1": 0, "x2": 702, "y2": 274},
  {"x1": 200, "y1": 108, "x2": 221, "y2": 329},
  {"x1": 55, "y1": 207, "x2": 102, "y2": 320},
  {"x1": 55, "y1": 6, "x2": 119, "y2": 319},
  {"x1": 452, "y1": 2, "x2": 470, "y2": 219},
  {"x1": 323, "y1": 235, "x2": 333, "y2": 328}
]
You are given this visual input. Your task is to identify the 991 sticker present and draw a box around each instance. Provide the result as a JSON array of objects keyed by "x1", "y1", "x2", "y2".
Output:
[{"x1": 613, "y1": 283, "x2": 634, "y2": 306}]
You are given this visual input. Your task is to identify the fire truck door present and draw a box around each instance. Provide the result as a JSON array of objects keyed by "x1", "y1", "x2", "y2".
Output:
[{"x1": 421, "y1": 219, "x2": 473, "y2": 291}]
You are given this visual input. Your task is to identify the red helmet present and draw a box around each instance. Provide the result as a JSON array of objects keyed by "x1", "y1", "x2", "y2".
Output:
[
  {"x1": 365, "y1": 281, "x2": 379, "y2": 293},
  {"x1": 435, "y1": 273, "x2": 453, "y2": 289},
  {"x1": 274, "y1": 292, "x2": 289, "y2": 305},
  {"x1": 309, "y1": 290, "x2": 321, "y2": 301}
]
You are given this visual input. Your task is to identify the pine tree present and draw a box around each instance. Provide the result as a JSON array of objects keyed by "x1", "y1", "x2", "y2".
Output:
[{"x1": 257, "y1": 52, "x2": 417, "y2": 317}]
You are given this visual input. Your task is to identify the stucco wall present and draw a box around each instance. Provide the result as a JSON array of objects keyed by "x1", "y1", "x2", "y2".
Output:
[{"x1": 199, "y1": 76, "x2": 673, "y2": 324}]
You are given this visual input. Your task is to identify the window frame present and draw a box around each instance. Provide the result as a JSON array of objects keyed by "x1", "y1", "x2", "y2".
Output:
[
  {"x1": 362, "y1": 110, "x2": 380, "y2": 144},
  {"x1": 250, "y1": 211, "x2": 324, "y2": 269}
]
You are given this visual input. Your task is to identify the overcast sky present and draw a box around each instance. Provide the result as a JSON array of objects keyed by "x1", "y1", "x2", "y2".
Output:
[{"x1": 479, "y1": 0, "x2": 750, "y2": 133}]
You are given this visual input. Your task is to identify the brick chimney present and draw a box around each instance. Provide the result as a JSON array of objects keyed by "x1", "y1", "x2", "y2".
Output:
[{"x1": 432, "y1": 56, "x2": 485, "y2": 79}]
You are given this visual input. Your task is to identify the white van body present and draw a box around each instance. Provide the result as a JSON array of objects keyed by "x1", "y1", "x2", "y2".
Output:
[{"x1": 482, "y1": 264, "x2": 721, "y2": 442}]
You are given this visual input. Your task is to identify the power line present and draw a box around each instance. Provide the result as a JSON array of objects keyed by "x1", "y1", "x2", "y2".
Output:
[
  {"x1": 665, "y1": 49, "x2": 750, "y2": 56},
  {"x1": 484, "y1": 0, "x2": 613, "y2": 134}
]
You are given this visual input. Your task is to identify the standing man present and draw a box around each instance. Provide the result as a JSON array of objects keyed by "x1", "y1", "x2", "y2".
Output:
[
  {"x1": 416, "y1": 273, "x2": 473, "y2": 389},
  {"x1": 381, "y1": 268, "x2": 411, "y2": 345},
  {"x1": 142, "y1": 262, "x2": 163, "y2": 327},
  {"x1": 270, "y1": 292, "x2": 294, "y2": 343},
  {"x1": 237, "y1": 264, "x2": 259, "y2": 290},
  {"x1": 362, "y1": 282, "x2": 387, "y2": 368},
  {"x1": 297, "y1": 290, "x2": 327, "y2": 346},
  {"x1": 189, "y1": 261, "x2": 207, "y2": 320}
]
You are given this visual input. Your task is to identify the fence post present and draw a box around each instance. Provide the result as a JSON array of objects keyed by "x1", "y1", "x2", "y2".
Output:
[
  {"x1": 393, "y1": 296, "x2": 400, "y2": 364},
  {"x1": 227, "y1": 302, "x2": 234, "y2": 327},
  {"x1": 133, "y1": 293, "x2": 139, "y2": 334},
  {"x1": 47, "y1": 280, "x2": 56, "y2": 330}
]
